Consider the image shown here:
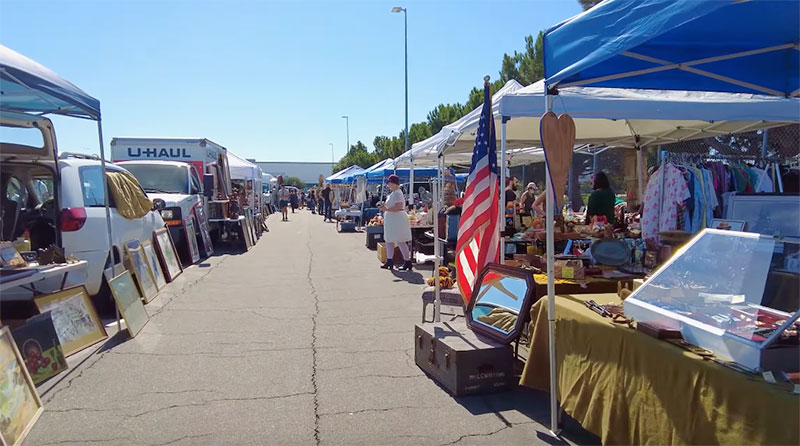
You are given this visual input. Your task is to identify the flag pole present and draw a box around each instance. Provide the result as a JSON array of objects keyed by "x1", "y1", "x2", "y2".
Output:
[
  {"x1": 545, "y1": 87, "x2": 561, "y2": 437},
  {"x1": 498, "y1": 81, "x2": 506, "y2": 266}
]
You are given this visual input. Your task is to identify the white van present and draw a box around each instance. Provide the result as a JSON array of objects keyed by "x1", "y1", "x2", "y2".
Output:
[{"x1": 1, "y1": 112, "x2": 165, "y2": 307}]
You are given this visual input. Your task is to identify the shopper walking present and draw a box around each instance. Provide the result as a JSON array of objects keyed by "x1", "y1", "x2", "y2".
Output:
[
  {"x1": 321, "y1": 184, "x2": 333, "y2": 222},
  {"x1": 277, "y1": 184, "x2": 290, "y2": 221},
  {"x1": 379, "y1": 174, "x2": 413, "y2": 271},
  {"x1": 585, "y1": 171, "x2": 616, "y2": 224},
  {"x1": 289, "y1": 189, "x2": 298, "y2": 213}
]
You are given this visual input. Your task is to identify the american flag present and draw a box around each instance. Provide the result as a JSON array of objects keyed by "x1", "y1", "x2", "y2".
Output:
[{"x1": 456, "y1": 79, "x2": 500, "y2": 305}]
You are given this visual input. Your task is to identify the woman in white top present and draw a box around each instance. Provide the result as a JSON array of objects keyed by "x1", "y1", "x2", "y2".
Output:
[{"x1": 378, "y1": 174, "x2": 413, "y2": 271}]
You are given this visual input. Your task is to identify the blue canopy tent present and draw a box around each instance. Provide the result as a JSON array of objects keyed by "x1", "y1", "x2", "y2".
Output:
[
  {"x1": 365, "y1": 159, "x2": 438, "y2": 182},
  {"x1": 356, "y1": 158, "x2": 395, "y2": 184},
  {"x1": 532, "y1": 0, "x2": 800, "y2": 435},
  {"x1": 0, "y1": 44, "x2": 119, "y2": 324},
  {"x1": 325, "y1": 165, "x2": 365, "y2": 184},
  {"x1": 543, "y1": 0, "x2": 799, "y2": 96}
]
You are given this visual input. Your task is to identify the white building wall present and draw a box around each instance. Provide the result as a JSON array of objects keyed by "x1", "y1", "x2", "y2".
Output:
[{"x1": 255, "y1": 161, "x2": 335, "y2": 186}]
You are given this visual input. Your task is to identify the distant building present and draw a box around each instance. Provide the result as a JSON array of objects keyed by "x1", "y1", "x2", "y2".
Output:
[{"x1": 255, "y1": 161, "x2": 335, "y2": 187}]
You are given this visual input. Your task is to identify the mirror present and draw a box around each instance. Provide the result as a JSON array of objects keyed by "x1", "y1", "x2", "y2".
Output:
[
  {"x1": 467, "y1": 263, "x2": 534, "y2": 344},
  {"x1": 152, "y1": 198, "x2": 166, "y2": 211}
]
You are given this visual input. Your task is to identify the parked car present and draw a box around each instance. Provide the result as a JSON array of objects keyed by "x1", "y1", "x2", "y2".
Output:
[{"x1": 1, "y1": 112, "x2": 165, "y2": 311}]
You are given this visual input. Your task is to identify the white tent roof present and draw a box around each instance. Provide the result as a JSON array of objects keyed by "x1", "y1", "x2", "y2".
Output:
[
  {"x1": 394, "y1": 79, "x2": 524, "y2": 168},
  {"x1": 440, "y1": 80, "x2": 798, "y2": 158},
  {"x1": 228, "y1": 151, "x2": 261, "y2": 180}
]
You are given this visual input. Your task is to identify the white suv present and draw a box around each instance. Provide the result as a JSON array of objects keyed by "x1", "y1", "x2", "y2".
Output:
[{"x1": 1, "y1": 112, "x2": 164, "y2": 304}]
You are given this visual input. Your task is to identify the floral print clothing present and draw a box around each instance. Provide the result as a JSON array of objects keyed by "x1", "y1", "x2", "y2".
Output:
[{"x1": 642, "y1": 163, "x2": 691, "y2": 242}]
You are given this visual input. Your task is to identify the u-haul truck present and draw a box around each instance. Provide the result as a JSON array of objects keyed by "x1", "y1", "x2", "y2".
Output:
[{"x1": 111, "y1": 137, "x2": 234, "y2": 259}]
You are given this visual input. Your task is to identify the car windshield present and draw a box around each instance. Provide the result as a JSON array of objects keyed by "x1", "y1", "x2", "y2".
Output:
[{"x1": 122, "y1": 164, "x2": 188, "y2": 194}]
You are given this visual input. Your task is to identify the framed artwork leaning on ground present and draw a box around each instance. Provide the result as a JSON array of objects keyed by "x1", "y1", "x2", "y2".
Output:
[
  {"x1": 142, "y1": 240, "x2": 166, "y2": 291},
  {"x1": 153, "y1": 228, "x2": 183, "y2": 282},
  {"x1": 33, "y1": 286, "x2": 107, "y2": 357},
  {"x1": 109, "y1": 271, "x2": 149, "y2": 338},
  {"x1": 0, "y1": 327, "x2": 44, "y2": 446},
  {"x1": 124, "y1": 239, "x2": 157, "y2": 303}
]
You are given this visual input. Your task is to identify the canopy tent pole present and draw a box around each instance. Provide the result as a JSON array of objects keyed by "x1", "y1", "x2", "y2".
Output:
[
  {"x1": 96, "y1": 120, "x2": 119, "y2": 330},
  {"x1": 544, "y1": 91, "x2": 560, "y2": 437},
  {"x1": 409, "y1": 159, "x2": 415, "y2": 207},
  {"x1": 433, "y1": 155, "x2": 442, "y2": 322},
  {"x1": 636, "y1": 147, "x2": 645, "y2": 211},
  {"x1": 499, "y1": 119, "x2": 507, "y2": 265}
]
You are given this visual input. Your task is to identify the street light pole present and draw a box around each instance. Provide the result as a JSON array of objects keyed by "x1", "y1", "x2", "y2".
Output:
[
  {"x1": 341, "y1": 115, "x2": 350, "y2": 153},
  {"x1": 392, "y1": 6, "x2": 411, "y2": 205},
  {"x1": 329, "y1": 143, "x2": 334, "y2": 164}
]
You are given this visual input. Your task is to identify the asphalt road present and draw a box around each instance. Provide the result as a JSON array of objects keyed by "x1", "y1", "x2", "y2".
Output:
[{"x1": 28, "y1": 209, "x2": 597, "y2": 446}]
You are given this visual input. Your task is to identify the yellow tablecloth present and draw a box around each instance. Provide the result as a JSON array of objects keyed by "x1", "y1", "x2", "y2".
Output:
[{"x1": 521, "y1": 293, "x2": 800, "y2": 445}]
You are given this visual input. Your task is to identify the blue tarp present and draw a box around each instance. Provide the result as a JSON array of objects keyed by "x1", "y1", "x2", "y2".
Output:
[
  {"x1": 543, "y1": 0, "x2": 799, "y2": 97},
  {"x1": 0, "y1": 44, "x2": 101, "y2": 119},
  {"x1": 326, "y1": 165, "x2": 364, "y2": 184}
]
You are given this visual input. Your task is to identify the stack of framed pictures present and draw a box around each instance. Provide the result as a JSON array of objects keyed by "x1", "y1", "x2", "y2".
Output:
[
  {"x1": 153, "y1": 228, "x2": 183, "y2": 283},
  {"x1": 11, "y1": 312, "x2": 68, "y2": 385},
  {"x1": 142, "y1": 241, "x2": 166, "y2": 291},
  {"x1": 240, "y1": 216, "x2": 253, "y2": 251}
]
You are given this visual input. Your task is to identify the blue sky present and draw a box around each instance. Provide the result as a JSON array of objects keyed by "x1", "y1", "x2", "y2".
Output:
[{"x1": 0, "y1": 0, "x2": 581, "y2": 162}]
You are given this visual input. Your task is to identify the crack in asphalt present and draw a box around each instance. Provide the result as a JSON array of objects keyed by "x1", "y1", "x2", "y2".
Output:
[
  {"x1": 126, "y1": 392, "x2": 314, "y2": 418},
  {"x1": 35, "y1": 437, "x2": 129, "y2": 445},
  {"x1": 306, "y1": 236, "x2": 321, "y2": 446},
  {"x1": 41, "y1": 348, "x2": 110, "y2": 403},
  {"x1": 148, "y1": 432, "x2": 213, "y2": 446},
  {"x1": 439, "y1": 420, "x2": 539, "y2": 446},
  {"x1": 148, "y1": 255, "x2": 230, "y2": 320},
  {"x1": 319, "y1": 405, "x2": 439, "y2": 417}
]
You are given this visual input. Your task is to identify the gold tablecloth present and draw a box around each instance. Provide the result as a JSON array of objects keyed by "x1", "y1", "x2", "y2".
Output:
[{"x1": 520, "y1": 293, "x2": 800, "y2": 445}]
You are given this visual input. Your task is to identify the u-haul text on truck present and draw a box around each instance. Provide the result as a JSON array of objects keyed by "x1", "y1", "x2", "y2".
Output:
[{"x1": 111, "y1": 137, "x2": 234, "y2": 259}]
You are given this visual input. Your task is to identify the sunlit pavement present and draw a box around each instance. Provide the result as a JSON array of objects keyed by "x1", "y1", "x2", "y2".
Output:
[{"x1": 28, "y1": 210, "x2": 597, "y2": 446}]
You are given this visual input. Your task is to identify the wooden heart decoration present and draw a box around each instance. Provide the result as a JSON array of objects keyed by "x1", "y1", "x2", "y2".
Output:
[{"x1": 540, "y1": 112, "x2": 576, "y2": 212}]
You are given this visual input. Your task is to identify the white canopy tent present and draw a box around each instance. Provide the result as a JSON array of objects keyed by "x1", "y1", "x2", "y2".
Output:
[
  {"x1": 228, "y1": 151, "x2": 263, "y2": 212},
  {"x1": 448, "y1": 80, "x2": 797, "y2": 155},
  {"x1": 395, "y1": 79, "x2": 525, "y2": 168}
]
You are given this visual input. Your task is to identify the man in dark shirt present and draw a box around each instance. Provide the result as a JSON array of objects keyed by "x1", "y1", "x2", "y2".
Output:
[{"x1": 321, "y1": 184, "x2": 333, "y2": 222}]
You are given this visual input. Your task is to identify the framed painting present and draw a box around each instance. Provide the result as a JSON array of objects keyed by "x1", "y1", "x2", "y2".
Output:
[
  {"x1": 124, "y1": 240, "x2": 157, "y2": 303},
  {"x1": 109, "y1": 271, "x2": 149, "y2": 338},
  {"x1": 33, "y1": 286, "x2": 107, "y2": 357},
  {"x1": 11, "y1": 312, "x2": 68, "y2": 385},
  {"x1": 153, "y1": 228, "x2": 182, "y2": 282},
  {"x1": 194, "y1": 206, "x2": 214, "y2": 257},
  {"x1": 0, "y1": 242, "x2": 25, "y2": 268},
  {"x1": 141, "y1": 240, "x2": 166, "y2": 291},
  {"x1": 241, "y1": 217, "x2": 253, "y2": 250},
  {"x1": 248, "y1": 209, "x2": 257, "y2": 245},
  {"x1": 0, "y1": 327, "x2": 44, "y2": 446},
  {"x1": 184, "y1": 218, "x2": 200, "y2": 264}
]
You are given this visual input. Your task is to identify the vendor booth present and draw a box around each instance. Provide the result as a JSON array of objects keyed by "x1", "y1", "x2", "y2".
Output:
[
  {"x1": 228, "y1": 151, "x2": 264, "y2": 238},
  {"x1": 508, "y1": 0, "x2": 800, "y2": 442}
]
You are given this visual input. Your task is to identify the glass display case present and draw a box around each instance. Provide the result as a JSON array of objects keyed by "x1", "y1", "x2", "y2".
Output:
[{"x1": 624, "y1": 228, "x2": 800, "y2": 372}]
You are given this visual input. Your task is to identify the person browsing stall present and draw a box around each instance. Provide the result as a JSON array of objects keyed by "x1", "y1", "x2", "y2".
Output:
[
  {"x1": 321, "y1": 184, "x2": 333, "y2": 222},
  {"x1": 378, "y1": 174, "x2": 413, "y2": 271},
  {"x1": 519, "y1": 182, "x2": 538, "y2": 215},
  {"x1": 585, "y1": 171, "x2": 616, "y2": 224}
]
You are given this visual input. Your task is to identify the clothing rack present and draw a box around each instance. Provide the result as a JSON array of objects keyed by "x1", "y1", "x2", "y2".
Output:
[{"x1": 653, "y1": 150, "x2": 794, "y2": 239}]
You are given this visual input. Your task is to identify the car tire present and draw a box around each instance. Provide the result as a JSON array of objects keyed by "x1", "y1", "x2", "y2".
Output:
[{"x1": 91, "y1": 277, "x2": 117, "y2": 318}]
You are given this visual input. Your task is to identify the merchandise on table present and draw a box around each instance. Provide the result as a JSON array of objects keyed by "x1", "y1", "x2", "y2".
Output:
[{"x1": 625, "y1": 228, "x2": 799, "y2": 372}]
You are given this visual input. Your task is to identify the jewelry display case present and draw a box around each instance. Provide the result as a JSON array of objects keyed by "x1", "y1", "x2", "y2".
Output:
[{"x1": 624, "y1": 229, "x2": 800, "y2": 372}]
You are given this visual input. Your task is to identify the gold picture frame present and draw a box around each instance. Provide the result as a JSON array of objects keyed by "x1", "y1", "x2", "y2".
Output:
[
  {"x1": 0, "y1": 327, "x2": 44, "y2": 446},
  {"x1": 33, "y1": 286, "x2": 107, "y2": 357},
  {"x1": 108, "y1": 271, "x2": 149, "y2": 338},
  {"x1": 124, "y1": 240, "x2": 157, "y2": 303},
  {"x1": 153, "y1": 228, "x2": 182, "y2": 283}
]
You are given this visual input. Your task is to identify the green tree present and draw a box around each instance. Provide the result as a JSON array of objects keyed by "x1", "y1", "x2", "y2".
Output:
[
  {"x1": 578, "y1": 0, "x2": 602, "y2": 10},
  {"x1": 282, "y1": 176, "x2": 306, "y2": 189},
  {"x1": 499, "y1": 32, "x2": 544, "y2": 86},
  {"x1": 332, "y1": 141, "x2": 378, "y2": 172}
]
